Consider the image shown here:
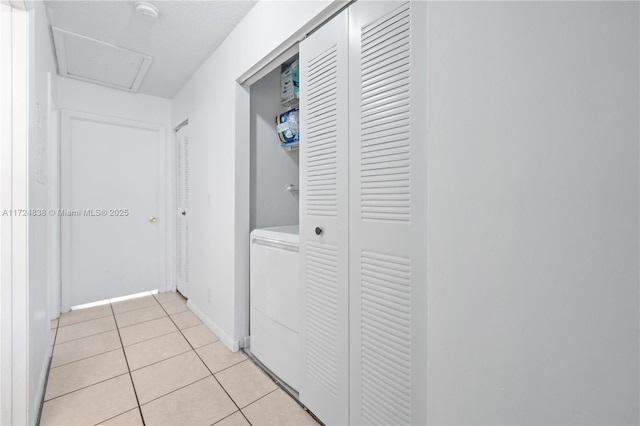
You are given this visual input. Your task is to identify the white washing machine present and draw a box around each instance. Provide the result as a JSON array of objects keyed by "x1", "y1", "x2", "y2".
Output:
[{"x1": 249, "y1": 225, "x2": 300, "y2": 391}]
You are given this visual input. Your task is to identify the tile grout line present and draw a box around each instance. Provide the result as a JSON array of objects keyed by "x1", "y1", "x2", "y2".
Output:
[
  {"x1": 42, "y1": 372, "x2": 131, "y2": 404},
  {"x1": 153, "y1": 294, "x2": 254, "y2": 426},
  {"x1": 127, "y1": 340, "x2": 242, "y2": 378},
  {"x1": 57, "y1": 312, "x2": 113, "y2": 328},
  {"x1": 137, "y1": 375, "x2": 211, "y2": 407},
  {"x1": 121, "y1": 327, "x2": 177, "y2": 347},
  {"x1": 161, "y1": 307, "x2": 191, "y2": 316},
  {"x1": 151, "y1": 293, "x2": 184, "y2": 304},
  {"x1": 125, "y1": 329, "x2": 183, "y2": 349},
  {"x1": 176, "y1": 319, "x2": 209, "y2": 332},
  {"x1": 54, "y1": 327, "x2": 117, "y2": 345},
  {"x1": 236, "y1": 387, "x2": 280, "y2": 412},
  {"x1": 57, "y1": 294, "x2": 180, "y2": 330},
  {"x1": 189, "y1": 339, "x2": 221, "y2": 350},
  {"x1": 59, "y1": 296, "x2": 184, "y2": 327},
  {"x1": 109, "y1": 302, "x2": 147, "y2": 426},
  {"x1": 208, "y1": 400, "x2": 268, "y2": 426},
  {"x1": 96, "y1": 407, "x2": 140, "y2": 426},
  {"x1": 235, "y1": 380, "x2": 280, "y2": 411},
  {"x1": 114, "y1": 312, "x2": 168, "y2": 330},
  {"x1": 54, "y1": 314, "x2": 178, "y2": 350},
  {"x1": 128, "y1": 346, "x2": 193, "y2": 373},
  {"x1": 58, "y1": 298, "x2": 163, "y2": 330},
  {"x1": 112, "y1": 301, "x2": 161, "y2": 315},
  {"x1": 49, "y1": 346, "x2": 123, "y2": 370},
  {"x1": 114, "y1": 308, "x2": 179, "y2": 331},
  {"x1": 204, "y1": 356, "x2": 249, "y2": 376}
]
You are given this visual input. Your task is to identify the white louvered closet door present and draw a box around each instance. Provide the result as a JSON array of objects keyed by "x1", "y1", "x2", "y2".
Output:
[
  {"x1": 176, "y1": 124, "x2": 190, "y2": 296},
  {"x1": 299, "y1": 9, "x2": 350, "y2": 426},
  {"x1": 348, "y1": 2, "x2": 427, "y2": 425}
]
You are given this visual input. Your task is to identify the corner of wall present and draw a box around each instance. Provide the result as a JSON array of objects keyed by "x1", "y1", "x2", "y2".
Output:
[
  {"x1": 29, "y1": 1, "x2": 60, "y2": 422},
  {"x1": 187, "y1": 299, "x2": 241, "y2": 351}
]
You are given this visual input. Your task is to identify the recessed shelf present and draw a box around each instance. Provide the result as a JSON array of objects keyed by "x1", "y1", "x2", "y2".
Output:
[
  {"x1": 282, "y1": 98, "x2": 299, "y2": 109},
  {"x1": 281, "y1": 141, "x2": 299, "y2": 152}
]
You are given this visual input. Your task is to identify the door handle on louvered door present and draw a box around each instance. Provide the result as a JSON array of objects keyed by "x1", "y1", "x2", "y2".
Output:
[
  {"x1": 181, "y1": 211, "x2": 186, "y2": 216},
  {"x1": 315, "y1": 227, "x2": 322, "y2": 235}
]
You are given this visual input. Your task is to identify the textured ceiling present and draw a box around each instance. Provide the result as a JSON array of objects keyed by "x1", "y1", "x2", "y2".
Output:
[{"x1": 46, "y1": 1, "x2": 257, "y2": 98}]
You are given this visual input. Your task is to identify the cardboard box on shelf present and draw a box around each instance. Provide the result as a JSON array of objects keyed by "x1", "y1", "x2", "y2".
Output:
[{"x1": 281, "y1": 60, "x2": 299, "y2": 105}]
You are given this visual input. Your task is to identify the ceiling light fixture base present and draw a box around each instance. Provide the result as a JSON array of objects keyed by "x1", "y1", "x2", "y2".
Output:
[{"x1": 135, "y1": 2, "x2": 159, "y2": 20}]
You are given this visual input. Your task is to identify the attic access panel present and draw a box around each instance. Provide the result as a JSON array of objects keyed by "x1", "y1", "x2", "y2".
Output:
[{"x1": 52, "y1": 27, "x2": 153, "y2": 92}]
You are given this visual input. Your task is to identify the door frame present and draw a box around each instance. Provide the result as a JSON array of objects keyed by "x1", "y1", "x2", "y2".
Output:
[
  {"x1": 0, "y1": 2, "x2": 30, "y2": 424},
  {"x1": 233, "y1": 2, "x2": 352, "y2": 350},
  {"x1": 59, "y1": 109, "x2": 168, "y2": 311},
  {"x1": 174, "y1": 118, "x2": 189, "y2": 297}
]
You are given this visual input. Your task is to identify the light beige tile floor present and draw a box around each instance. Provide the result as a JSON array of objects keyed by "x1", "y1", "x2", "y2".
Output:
[{"x1": 42, "y1": 291, "x2": 318, "y2": 426}]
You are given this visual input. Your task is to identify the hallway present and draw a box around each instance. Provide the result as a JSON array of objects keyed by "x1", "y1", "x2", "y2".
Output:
[
  {"x1": 41, "y1": 292, "x2": 317, "y2": 425},
  {"x1": 1, "y1": 1, "x2": 638, "y2": 424}
]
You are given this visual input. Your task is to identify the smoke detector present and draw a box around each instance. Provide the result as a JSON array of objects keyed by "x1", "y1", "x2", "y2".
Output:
[{"x1": 135, "y1": 2, "x2": 159, "y2": 19}]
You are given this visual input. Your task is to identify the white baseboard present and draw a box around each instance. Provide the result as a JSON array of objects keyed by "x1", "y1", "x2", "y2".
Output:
[
  {"x1": 186, "y1": 300, "x2": 241, "y2": 352},
  {"x1": 30, "y1": 335, "x2": 54, "y2": 425},
  {"x1": 240, "y1": 335, "x2": 250, "y2": 349}
]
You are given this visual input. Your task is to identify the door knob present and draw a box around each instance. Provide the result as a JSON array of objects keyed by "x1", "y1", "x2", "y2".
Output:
[
  {"x1": 149, "y1": 216, "x2": 157, "y2": 223},
  {"x1": 181, "y1": 211, "x2": 186, "y2": 216},
  {"x1": 315, "y1": 227, "x2": 322, "y2": 235}
]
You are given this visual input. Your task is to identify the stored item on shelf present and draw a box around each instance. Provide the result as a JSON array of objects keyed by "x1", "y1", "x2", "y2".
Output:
[
  {"x1": 281, "y1": 60, "x2": 299, "y2": 104},
  {"x1": 275, "y1": 108, "x2": 299, "y2": 144}
]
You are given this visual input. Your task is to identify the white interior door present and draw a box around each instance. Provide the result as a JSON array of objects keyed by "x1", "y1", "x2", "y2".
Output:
[
  {"x1": 299, "y1": 9, "x2": 350, "y2": 425},
  {"x1": 176, "y1": 122, "x2": 190, "y2": 296},
  {"x1": 61, "y1": 110, "x2": 164, "y2": 309},
  {"x1": 348, "y1": 2, "x2": 427, "y2": 425}
]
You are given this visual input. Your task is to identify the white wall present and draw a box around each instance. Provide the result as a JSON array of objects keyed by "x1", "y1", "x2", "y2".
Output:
[
  {"x1": 250, "y1": 66, "x2": 299, "y2": 231},
  {"x1": 172, "y1": 1, "x2": 336, "y2": 349},
  {"x1": 426, "y1": 2, "x2": 639, "y2": 424},
  {"x1": 28, "y1": 1, "x2": 57, "y2": 423},
  {"x1": 58, "y1": 77, "x2": 172, "y2": 126}
]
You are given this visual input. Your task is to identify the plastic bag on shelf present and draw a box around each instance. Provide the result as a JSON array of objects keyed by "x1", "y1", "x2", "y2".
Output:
[{"x1": 275, "y1": 108, "x2": 299, "y2": 144}]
